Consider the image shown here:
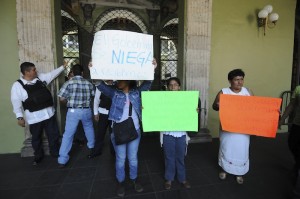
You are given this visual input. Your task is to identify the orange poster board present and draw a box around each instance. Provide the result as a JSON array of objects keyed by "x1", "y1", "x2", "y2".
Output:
[{"x1": 219, "y1": 94, "x2": 282, "y2": 138}]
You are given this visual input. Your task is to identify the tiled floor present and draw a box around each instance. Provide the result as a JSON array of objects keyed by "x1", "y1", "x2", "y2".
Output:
[{"x1": 0, "y1": 133, "x2": 296, "y2": 199}]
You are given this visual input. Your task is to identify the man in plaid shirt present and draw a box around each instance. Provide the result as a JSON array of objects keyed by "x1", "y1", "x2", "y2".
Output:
[{"x1": 57, "y1": 64, "x2": 95, "y2": 167}]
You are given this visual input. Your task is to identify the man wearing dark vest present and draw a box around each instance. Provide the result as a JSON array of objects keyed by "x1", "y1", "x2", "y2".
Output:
[
  {"x1": 89, "y1": 80, "x2": 114, "y2": 158},
  {"x1": 11, "y1": 61, "x2": 67, "y2": 165}
]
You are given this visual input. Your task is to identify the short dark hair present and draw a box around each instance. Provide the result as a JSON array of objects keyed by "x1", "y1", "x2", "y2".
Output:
[
  {"x1": 72, "y1": 64, "x2": 83, "y2": 76},
  {"x1": 20, "y1": 62, "x2": 35, "y2": 75},
  {"x1": 128, "y1": 80, "x2": 137, "y2": 89},
  {"x1": 167, "y1": 77, "x2": 181, "y2": 86},
  {"x1": 228, "y1": 69, "x2": 245, "y2": 80}
]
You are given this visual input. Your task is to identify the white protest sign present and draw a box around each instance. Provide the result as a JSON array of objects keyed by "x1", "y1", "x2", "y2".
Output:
[{"x1": 91, "y1": 30, "x2": 154, "y2": 80}]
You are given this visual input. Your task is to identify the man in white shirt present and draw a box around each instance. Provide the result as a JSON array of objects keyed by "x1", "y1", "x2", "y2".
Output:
[{"x1": 11, "y1": 61, "x2": 67, "y2": 165}]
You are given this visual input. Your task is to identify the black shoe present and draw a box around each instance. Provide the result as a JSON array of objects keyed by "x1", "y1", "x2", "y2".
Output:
[
  {"x1": 164, "y1": 181, "x2": 172, "y2": 190},
  {"x1": 132, "y1": 179, "x2": 143, "y2": 193},
  {"x1": 117, "y1": 181, "x2": 125, "y2": 197},
  {"x1": 58, "y1": 163, "x2": 66, "y2": 169},
  {"x1": 181, "y1": 181, "x2": 191, "y2": 189},
  {"x1": 32, "y1": 156, "x2": 43, "y2": 166},
  {"x1": 87, "y1": 151, "x2": 101, "y2": 159}
]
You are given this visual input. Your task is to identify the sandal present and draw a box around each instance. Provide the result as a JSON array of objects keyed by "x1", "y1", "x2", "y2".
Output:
[
  {"x1": 236, "y1": 176, "x2": 244, "y2": 184},
  {"x1": 181, "y1": 181, "x2": 191, "y2": 189},
  {"x1": 164, "y1": 181, "x2": 172, "y2": 190},
  {"x1": 219, "y1": 171, "x2": 227, "y2": 180}
]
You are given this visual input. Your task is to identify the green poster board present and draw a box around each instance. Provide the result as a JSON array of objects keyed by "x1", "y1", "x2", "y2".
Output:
[{"x1": 141, "y1": 91, "x2": 199, "y2": 132}]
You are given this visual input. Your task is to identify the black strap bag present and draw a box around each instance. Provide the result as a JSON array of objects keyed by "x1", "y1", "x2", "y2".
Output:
[{"x1": 113, "y1": 103, "x2": 138, "y2": 145}]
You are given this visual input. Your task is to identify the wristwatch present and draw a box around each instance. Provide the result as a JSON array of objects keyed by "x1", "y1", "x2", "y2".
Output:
[{"x1": 17, "y1": 117, "x2": 23, "y2": 120}]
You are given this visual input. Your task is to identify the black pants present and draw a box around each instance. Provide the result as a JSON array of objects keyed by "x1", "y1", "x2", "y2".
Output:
[
  {"x1": 293, "y1": 169, "x2": 300, "y2": 199},
  {"x1": 94, "y1": 113, "x2": 113, "y2": 154},
  {"x1": 29, "y1": 115, "x2": 60, "y2": 158},
  {"x1": 288, "y1": 124, "x2": 300, "y2": 170}
]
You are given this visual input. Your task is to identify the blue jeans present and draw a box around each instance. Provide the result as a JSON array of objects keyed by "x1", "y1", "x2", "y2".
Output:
[
  {"x1": 111, "y1": 129, "x2": 141, "y2": 182},
  {"x1": 163, "y1": 134, "x2": 187, "y2": 182},
  {"x1": 58, "y1": 108, "x2": 95, "y2": 164}
]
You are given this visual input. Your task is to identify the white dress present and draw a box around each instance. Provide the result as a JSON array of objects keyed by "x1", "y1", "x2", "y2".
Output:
[{"x1": 218, "y1": 87, "x2": 251, "y2": 175}]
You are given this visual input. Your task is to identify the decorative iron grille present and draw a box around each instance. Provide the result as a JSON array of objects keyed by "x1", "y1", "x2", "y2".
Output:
[
  {"x1": 61, "y1": 10, "x2": 80, "y2": 75},
  {"x1": 93, "y1": 8, "x2": 148, "y2": 33},
  {"x1": 160, "y1": 18, "x2": 178, "y2": 83}
]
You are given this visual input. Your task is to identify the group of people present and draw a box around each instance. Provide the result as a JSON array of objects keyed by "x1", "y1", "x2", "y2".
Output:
[{"x1": 11, "y1": 61, "x2": 300, "y2": 198}]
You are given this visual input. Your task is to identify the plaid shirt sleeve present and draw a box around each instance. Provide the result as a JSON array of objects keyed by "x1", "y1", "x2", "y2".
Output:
[{"x1": 58, "y1": 82, "x2": 69, "y2": 99}]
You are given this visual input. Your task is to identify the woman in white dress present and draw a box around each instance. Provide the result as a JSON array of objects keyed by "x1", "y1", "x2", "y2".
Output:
[{"x1": 212, "y1": 69, "x2": 254, "y2": 184}]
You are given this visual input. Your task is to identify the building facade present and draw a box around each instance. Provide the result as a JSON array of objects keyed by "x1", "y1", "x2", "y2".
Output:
[{"x1": 0, "y1": 0, "x2": 297, "y2": 154}]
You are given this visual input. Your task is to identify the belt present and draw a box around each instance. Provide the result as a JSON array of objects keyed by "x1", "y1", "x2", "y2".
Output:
[{"x1": 67, "y1": 107, "x2": 90, "y2": 109}]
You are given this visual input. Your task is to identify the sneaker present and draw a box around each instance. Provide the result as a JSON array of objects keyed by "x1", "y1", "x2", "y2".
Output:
[
  {"x1": 117, "y1": 181, "x2": 125, "y2": 197},
  {"x1": 164, "y1": 181, "x2": 172, "y2": 190},
  {"x1": 181, "y1": 181, "x2": 191, "y2": 189},
  {"x1": 219, "y1": 171, "x2": 227, "y2": 180},
  {"x1": 132, "y1": 179, "x2": 143, "y2": 193},
  {"x1": 236, "y1": 176, "x2": 244, "y2": 184}
]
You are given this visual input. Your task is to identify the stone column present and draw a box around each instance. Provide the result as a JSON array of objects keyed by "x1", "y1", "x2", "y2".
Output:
[
  {"x1": 16, "y1": 0, "x2": 60, "y2": 156},
  {"x1": 184, "y1": 0, "x2": 212, "y2": 142}
]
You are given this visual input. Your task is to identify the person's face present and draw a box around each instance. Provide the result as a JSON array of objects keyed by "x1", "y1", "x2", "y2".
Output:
[
  {"x1": 25, "y1": 66, "x2": 37, "y2": 80},
  {"x1": 117, "y1": 80, "x2": 129, "y2": 90},
  {"x1": 168, "y1": 80, "x2": 180, "y2": 91},
  {"x1": 229, "y1": 76, "x2": 244, "y2": 90}
]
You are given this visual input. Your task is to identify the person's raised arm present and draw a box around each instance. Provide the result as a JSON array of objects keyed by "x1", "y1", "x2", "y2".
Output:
[
  {"x1": 138, "y1": 58, "x2": 157, "y2": 92},
  {"x1": 212, "y1": 91, "x2": 222, "y2": 111},
  {"x1": 39, "y1": 61, "x2": 68, "y2": 85},
  {"x1": 96, "y1": 81, "x2": 115, "y2": 99}
]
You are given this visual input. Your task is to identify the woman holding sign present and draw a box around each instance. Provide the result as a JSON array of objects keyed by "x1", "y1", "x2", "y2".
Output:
[
  {"x1": 161, "y1": 77, "x2": 192, "y2": 190},
  {"x1": 212, "y1": 69, "x2": 254, "y2": 184},
  {"x1": 95, "y1": 59, "x2": 157, "y2": 197}
]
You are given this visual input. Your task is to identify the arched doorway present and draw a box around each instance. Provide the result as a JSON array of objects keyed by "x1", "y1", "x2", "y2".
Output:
[{"x1": 93, "y1": 8, "x2": 148, "y2": 34}]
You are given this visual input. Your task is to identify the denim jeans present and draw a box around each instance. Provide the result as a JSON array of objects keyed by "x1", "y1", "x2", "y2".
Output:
[
  {"x1": 58, "y1": 108, "x2": 95, "y2": 164},
  {"x1": 111, "y1": 129, "x2": 141, "y2": 182},
  {"x1": 163, "y1": 134, "x2": 187, "y2": 182}
]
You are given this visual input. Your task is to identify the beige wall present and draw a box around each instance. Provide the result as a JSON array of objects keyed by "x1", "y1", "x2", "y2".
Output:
[
  {"x1": 0, "y1": 0, "x2": 24, "y2": 153},
  {"x1": 208, "y1": 0, "x2": 297, "y2": 137}
]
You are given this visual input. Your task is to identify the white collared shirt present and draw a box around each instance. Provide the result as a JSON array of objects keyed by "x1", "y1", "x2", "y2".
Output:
[{"x1": 11, "y1": 66, "x2": 64, "y2": 124}]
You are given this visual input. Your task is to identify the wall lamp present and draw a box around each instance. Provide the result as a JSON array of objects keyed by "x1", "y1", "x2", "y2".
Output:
[{"x1": 257, "y1": 5, "x2": 279, "y2": 35}]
